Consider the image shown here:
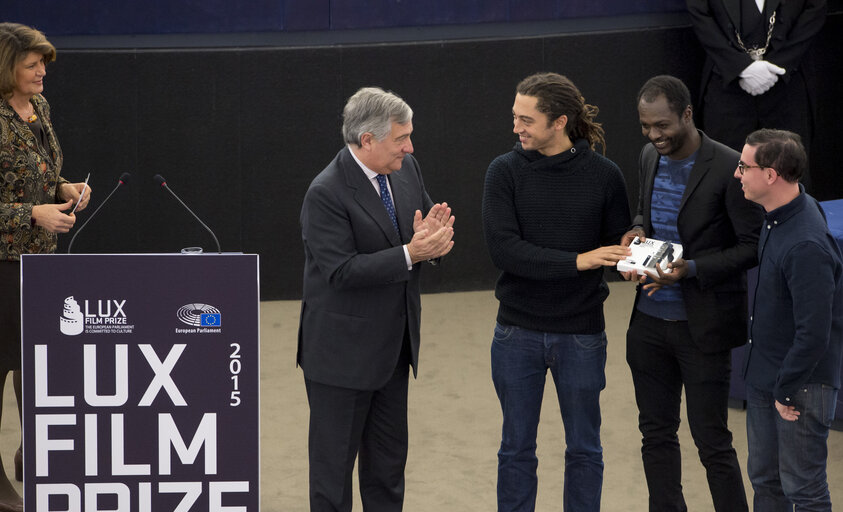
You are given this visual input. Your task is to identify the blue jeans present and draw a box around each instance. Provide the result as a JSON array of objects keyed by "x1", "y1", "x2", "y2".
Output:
[
  {"x1": 746, "y1": 383, "x2": 837, "y2": 512},
  {"x1": 491, "y1": 322, "x2": 606, "y2": 512}
]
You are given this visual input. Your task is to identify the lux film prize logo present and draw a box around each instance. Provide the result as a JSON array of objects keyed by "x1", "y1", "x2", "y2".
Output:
[
  {"x1": 59, "y1": 296, "x2": 84, "y2": 335},
  {"x1": 59, "y1": 296, "x2": 131, "y2": 335}
]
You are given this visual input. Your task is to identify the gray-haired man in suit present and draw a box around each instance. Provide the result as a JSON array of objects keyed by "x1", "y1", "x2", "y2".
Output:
[{"x1": 298, "y1": 87, "x2": 454, "y2": 512}]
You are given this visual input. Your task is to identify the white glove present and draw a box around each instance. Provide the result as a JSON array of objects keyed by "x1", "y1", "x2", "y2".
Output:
[
  {"x1": 739, "y1": 60, "x2": 786, "y2": 96},
  {"x1": 738, "y1": 76, "x2": 764, "y2": 96}
]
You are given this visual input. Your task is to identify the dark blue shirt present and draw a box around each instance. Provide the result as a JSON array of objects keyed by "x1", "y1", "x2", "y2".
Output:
[{"x1": 744, "y1": 189, "x2": 843, "y2": 405}]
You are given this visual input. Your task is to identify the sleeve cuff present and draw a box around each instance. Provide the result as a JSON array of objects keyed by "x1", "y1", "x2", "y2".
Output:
[
  {"x1": 774, "y1": 388, "x2": 793, "y2": 407},
  {"x1": 403, "y1": 245, "x2": 412, "y2": 270},
  {"x1": 686, "y1": 259, "x2": 697, "y2": 278}
]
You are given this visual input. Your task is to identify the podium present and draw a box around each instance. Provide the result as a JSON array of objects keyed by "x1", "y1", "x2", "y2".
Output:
[{"x1": 20, "y1": 253, "x2": 260, "y2": 511}]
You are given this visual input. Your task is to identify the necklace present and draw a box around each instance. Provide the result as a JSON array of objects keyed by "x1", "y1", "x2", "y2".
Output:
[
  {"x1": 13, "y1": 102, "x2": 38, "y2": 123},
  {"x1": 735, "y1": 11, "x2": 776, "y2": 61},
  {"x1": 23, "y1": 105, "x2": 37, "y2": 123}
]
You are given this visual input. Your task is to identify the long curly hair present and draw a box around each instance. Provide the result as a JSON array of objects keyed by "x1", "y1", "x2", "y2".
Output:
[{"x1": 516, "y1": 72, "x2": 606, "y2": 153}]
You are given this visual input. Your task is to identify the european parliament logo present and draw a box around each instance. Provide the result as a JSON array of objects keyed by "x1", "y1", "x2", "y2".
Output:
[{"x1": 177, "y1": 303, "x2": 222, "y2": 327}]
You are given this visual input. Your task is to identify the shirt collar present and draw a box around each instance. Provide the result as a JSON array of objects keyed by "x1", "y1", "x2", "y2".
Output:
[
  {"x1": 765, "y1": 183, "x2": 807, "y2": 226},
  {"x1": 348, "y1": 145, "x2": 380, "y2": 181}
]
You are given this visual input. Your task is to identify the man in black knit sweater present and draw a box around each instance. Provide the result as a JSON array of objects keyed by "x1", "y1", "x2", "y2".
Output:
[{"x1": 482, "y1": 72, "x2": 631, "y2": 512}]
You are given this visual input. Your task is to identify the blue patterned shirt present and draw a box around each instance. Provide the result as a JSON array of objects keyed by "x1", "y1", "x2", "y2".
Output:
[{"x1": 637, "y1": 151, "x2": 697, "y2": 320}]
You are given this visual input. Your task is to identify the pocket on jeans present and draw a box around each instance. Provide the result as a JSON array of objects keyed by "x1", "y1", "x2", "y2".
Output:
[
  {"x1": 572, "y1": 331, "x2": 607, "y2": 350},
  {"x1": 493, "y1": 322, "x2": 516, "y2": 342}
]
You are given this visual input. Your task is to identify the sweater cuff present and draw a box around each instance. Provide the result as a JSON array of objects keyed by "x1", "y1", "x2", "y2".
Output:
[{"x1": 685, "y1": 259, "x2": 697, "y2": 278}]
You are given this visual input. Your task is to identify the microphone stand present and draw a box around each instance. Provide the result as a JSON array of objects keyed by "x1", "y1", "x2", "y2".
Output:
[
  {"x1": 153, "y1": 174, "x2": 221, "y2": 254},
  {"x1": 67, "y1": 173, "x2": 131, "y2": 254}
]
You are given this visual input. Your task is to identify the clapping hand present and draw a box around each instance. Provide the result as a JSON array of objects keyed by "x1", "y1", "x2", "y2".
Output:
[
  {"x1": 414, "y1": 202, "x2": 454, "y2": 234},
  {"x1": 407, "y1": 203, "x2": 455, "y2": 263}
]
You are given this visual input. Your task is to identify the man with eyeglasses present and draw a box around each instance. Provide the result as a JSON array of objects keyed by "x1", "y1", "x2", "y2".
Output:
[
  {"x1": 620, "y1": 75, "x2": 764, "y2": 511},
  {"x1": 734, "y1": 128, "x2": 842, "y2": 511}
]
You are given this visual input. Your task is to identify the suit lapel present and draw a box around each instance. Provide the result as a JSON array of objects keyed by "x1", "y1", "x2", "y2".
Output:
[
  {"x1": 341, "y1": 148, "x2": 403, "y2": 246},
  {"x1": 35, "y1": 99, "x2": 62, "y2": 167},
  {"x1": 723, "y1": 0, "x2": 780, "y2": 33},
  {"x1": 722, "y1": 0, "x2": 740, "y2": 31},
  {"x1": 679, "y1": 133, "x2": 713, "y2": 214},
  {"x1": 388, "y1": 169, "x2": 414, "y2": 243},
  {"x1": 4, "y1": 112, "x2": 38, "y2": 154},
  {"x1": 1, "y1": 99, "x2": 57, "y2": 167}
]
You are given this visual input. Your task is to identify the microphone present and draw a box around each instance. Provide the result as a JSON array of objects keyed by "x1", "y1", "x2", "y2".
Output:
[
  {"x1": 67, "y1": 172, "x2": 131, "y2": 254},
  {"x1": 153, "y1": 174, "x2": 221, "y2": 253}
]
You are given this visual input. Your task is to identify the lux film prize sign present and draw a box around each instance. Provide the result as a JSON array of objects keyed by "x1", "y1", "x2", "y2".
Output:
[{"x1": 21, "y1": 254, "x2": 260, "y2": 512}]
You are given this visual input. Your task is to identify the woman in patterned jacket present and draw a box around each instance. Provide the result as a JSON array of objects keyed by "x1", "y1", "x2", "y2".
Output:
[{"x1": 0, "y1": 22, "x2": 92, "y2": 511}]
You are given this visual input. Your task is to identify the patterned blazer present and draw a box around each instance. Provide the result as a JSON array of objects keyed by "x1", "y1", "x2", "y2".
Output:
[{"x1": 0, "y1": 94, "x2": 68, "y2": 260}]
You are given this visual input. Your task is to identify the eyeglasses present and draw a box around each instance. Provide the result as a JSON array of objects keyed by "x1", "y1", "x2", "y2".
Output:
[{"x1": 737, "y1": 161, "x2": 766, "y2": 175}]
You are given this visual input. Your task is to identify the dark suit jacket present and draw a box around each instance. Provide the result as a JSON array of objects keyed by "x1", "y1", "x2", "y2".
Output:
[
  {"x1": 632, "y1": 131, "x2": 764, "y2": 353},
  {"x1": 687, "y1": 0, "x2": 827, "y2": 111},
  {"x1": 688, "y1": 0, "x2": 827, "y2": 86},
  {"x1": 298, "y1": 146, "x2": 434, "y2": 390}
]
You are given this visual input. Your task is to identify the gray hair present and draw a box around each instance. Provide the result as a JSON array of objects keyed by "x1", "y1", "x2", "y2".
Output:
[{"x1": 342, "y1": 87, "x2": 413, "y2": 146}]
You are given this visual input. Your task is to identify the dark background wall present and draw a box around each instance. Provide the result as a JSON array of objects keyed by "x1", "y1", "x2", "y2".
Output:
[
  {"x1": 5, "y1": 3, "x2": 842, "y2": 300},
  {"x1": 9, "y1": 0, "x2": 685, "y2": 35}
]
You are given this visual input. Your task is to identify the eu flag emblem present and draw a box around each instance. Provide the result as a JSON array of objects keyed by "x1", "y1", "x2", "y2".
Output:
[{"x1": 201, "y1": 313, "x2": 221, "y2": 326}]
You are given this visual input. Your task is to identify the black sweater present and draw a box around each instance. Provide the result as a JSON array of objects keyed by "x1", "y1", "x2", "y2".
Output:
[{"x1": 482, "y1": 139, "x2": 631, "y2": 333}]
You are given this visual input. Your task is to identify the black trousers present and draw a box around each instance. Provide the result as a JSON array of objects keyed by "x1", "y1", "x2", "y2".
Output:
[
  {"x1": 305, "y1": 341, "x2": 411, "y2": 512},
  {"x1": 0, "y1": 261, "x2": 22, "y2": 372},
  {"x1": 626, "y1": 312, "x2": 747, "y2": 512}
]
